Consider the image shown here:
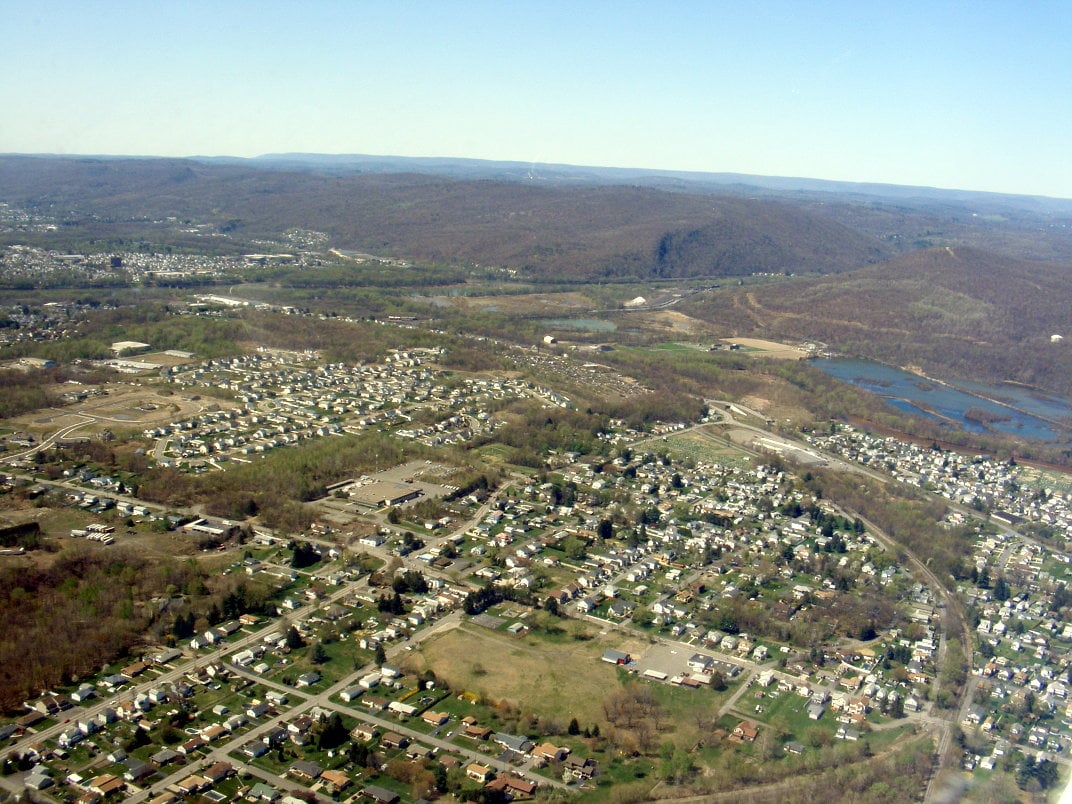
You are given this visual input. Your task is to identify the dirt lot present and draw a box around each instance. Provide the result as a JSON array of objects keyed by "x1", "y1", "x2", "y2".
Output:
[
  {"x1": 628, "y1": 310, "x2": 714, "y2": 336},
  {"x1": 722, "y1": 337, "x2": 810, "y2": 360},
  {"x1": 13, "y1": 386, "x2": 227, "y2": 441}
]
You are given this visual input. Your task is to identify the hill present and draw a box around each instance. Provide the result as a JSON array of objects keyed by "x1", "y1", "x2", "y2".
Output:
[{"x1": 689, "y1": 246, "x2": 1072, "y2": 395}]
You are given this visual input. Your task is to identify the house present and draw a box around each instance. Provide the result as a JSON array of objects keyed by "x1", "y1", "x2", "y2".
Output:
[
  {"x1": 494, "y1": 732, "x2": 534, "y2": 754},
  {"x1": 576, "y1": 596, "x2": 599, "y2": 614},
  {"x1": 71, "y1": 684, "x2": 96, "y2": 703},
  {"x1": 295, "y1": 671, "x2": 320, "y2": 687},
  {"x1": 58, "y1": 727, "x2": 84, "y2": 748},
  {"x1": 25, "y1": 769, "x2": 53, "y2": 791},
  {"x1": 601, "y1": 649, "x2": 631, "y2": 665},
  {"x1": 467, "y1": 763, "x2": 494, "y2": 783},
  {"x1": 362, "y1": 695, "x2": 388, "y2": 711},
  {"x1": 608, "y1": 599, "x2": 635, "y2": 618},
  {"x1": 361, "y1": 784, "x2": 400, "y2": 804},
  {"x1": 288, "y1": 760, "x2": 323, "y2": 781},
  {"x1": 101, "y1": 674, "x2": 128, "y2": 691},
  {"x1": 248, "y1": 782, "x2": 280, "y2": 801},
  {"x1": 174, "y1": 774, "x2": 209, "y2": 795},
  {"x1": 123, "y1": 760, "x2": 156, "y2": 783},
  {"x1": 733, "y1": 720, "x2": 759, "y2": 742},
  {"x1": 688, "y1": 653, "x2": 714, "y2": 674},
  {"x1": 421, "y1": 710, "x2": 449, "y2": 727},
  {"x1": 563, "y1": 755, "x2": 597, "y2": 780},
  {"x1": 202, "y1": 761, "x2": 234, "y2": 784},
  {"x1": 17, "y1": 710, "x2": 45, "y2": 730},
  {"x1": 340, "y1": 685, "x2": 364, "y2": 703},
  {"x1": 836, "y1": 726, "x2": 861, "y2": 742},
  {"x1": 532, "y1": 742, "x2": 568, "y2": 762},
  {"x1": 463, "y1": 723, "x2": 493, "y2": 740},
  {"x1": 288, "y1": 715, "x2": 315, "y2": 739},
  {"x1": 201, "y1": 723, "x2": 229, "y2": 742},
  {"x1": 406, "y1": 743, "x2": 434, "y2": 760},
  {"x1": 88, "y1": 773, "x2": 125, "y2": 796},
  {"x1": 784, "y1": 741, "x2": 806, "y2": 755},
  {"x1": 487, "y1": 774, "x2": 538, "y2": 797},
  {"x1": 963, "y1": 705, "x2": 986, "y2": 727},
  {"x1": 242, "y1": 741, "x2": 269, "y2": 758},
  {"x1": 121, "y1": 661, "x2": 150, "y2": 679},
  {"x1": 320, "y1": 768, "x2": 352, "y2": 793},
  {"x1": 262, "y1": 726, "x2": 289, "y2": 747},
  {"x1": 151, "y1": 747, "x2": 180, "y2": 766},
  {"x1": 178, "y1": 735, "x2": 206, "y2": 755},
  {"x1": 381, "y1": 731, "x2": 409, "y2": 749},
  {"x1": 351, "y1": 724, "x2": 378, "y2": 742}
]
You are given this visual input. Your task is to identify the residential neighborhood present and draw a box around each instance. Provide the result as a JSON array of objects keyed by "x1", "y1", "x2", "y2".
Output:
[
  {"x1": 0, "y1": 246, "x2": 1070, "y2": 801},
  {"x1": 3, "y1": 365, "x2": 1071, "y2": 803}
]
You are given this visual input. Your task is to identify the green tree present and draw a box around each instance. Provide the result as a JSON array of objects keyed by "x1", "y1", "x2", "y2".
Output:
[
  {"x1": 285, "y1": 626, "x2": 305, "y2": 650},
  {"x1": 993, "y1": 575, "x2": 1010, "y2": 601},
  {"x1": 317, "y1": 712, "x2": 348, "y2": 750}
]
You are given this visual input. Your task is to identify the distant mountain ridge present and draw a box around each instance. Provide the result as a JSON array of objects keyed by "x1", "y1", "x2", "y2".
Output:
[
  {"x1": 234, "y1": 153, "x2": 1072, "y2": 211},
  {"x1": 0, "y1": 153, "x2": 1070, "y2": 277},
  {"x1": 0, "y1": 155, "x2": 889, "y2": 278}
]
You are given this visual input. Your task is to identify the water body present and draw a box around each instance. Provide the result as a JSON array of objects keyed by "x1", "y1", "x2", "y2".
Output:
[{"x1": 811, "y1": 358, "x2": 1072, "y2": 442}]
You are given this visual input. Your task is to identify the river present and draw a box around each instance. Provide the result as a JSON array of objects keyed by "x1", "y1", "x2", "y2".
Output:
[{"x1": 811, "y1": 358, "x2": 1072, "y2": 443}]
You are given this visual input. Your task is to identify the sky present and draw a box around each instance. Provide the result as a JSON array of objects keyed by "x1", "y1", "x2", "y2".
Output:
[{"x1": 2, "y1": 1, "x2": 1071, "y2": 198}]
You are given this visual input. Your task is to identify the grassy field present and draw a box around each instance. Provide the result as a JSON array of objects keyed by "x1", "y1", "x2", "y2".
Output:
[
  {"x1": 737, "y1": 686, "x2": 837, "y2": 739},
  {"x1": 409, "y1": 618, "x2": 648, "y2": 726},
  {"x1": 654, "y1": 341, "x2": 707, "y2": 353}
]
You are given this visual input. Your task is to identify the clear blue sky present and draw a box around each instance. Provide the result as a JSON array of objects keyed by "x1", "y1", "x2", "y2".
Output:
[{"x1": 2, "y1": 1, "x2": 1070, "y2": 198}]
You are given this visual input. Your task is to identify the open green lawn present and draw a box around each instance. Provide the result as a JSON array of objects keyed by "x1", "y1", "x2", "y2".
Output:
[
  {"x1": 738, "y1": 687, "x2": 837, "y2": 742},
  {"x1": 258, "y1": 634, "x2": 369, "y2": 689},
  {"x1": 654, "y1": 342, "x2": 706, "y2": 353},
  {"x1": 409, "y1": 619, "x2": 650, "y2": 728}
]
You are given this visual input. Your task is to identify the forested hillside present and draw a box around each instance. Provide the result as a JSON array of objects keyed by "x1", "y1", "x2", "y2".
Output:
[{"x1": 688, "y1": 247, "x2": 1072, "y2": 396}]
